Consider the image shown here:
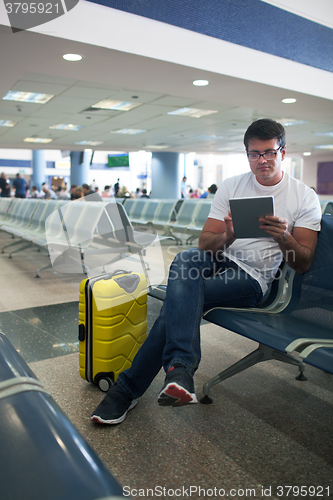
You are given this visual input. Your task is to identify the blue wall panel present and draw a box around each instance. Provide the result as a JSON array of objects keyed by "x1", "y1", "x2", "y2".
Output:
[
  {"x1": 87, "y1": 0, "x2": 333, "y2": 73},
  {"x1": 0, "y1": 159, "x2": 55, "y2": 168}
]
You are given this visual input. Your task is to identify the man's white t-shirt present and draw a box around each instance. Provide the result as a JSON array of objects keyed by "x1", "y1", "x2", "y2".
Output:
[{"x1": 208, "y1": 171, "x2": 322, "y2": 293}]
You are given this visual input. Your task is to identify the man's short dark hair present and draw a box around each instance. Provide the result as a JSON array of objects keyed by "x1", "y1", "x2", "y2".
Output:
[
  {"x1": 82, "y1": 183, "x2": 90, "y2": 190},
  {"x1": 244, "y1": 118, "x2": 286, "y2": 150}
]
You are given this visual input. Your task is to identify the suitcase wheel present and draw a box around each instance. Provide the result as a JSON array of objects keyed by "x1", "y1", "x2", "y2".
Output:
[{"x1": 97, "y1": 376, "x2": 113, "y2": 392}]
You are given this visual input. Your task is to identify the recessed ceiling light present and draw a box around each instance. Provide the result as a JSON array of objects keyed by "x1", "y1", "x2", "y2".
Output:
[
  {"x1": 280, "y1": 119, "x2": 308, "y2": 126},
  {"x1": 315, "y1": 145, "x2": 333, "y2": 150},
  {"x1": 0, "y1": 120, "x2": 16, "y2": 127},
  {"x1": 75, "y1": 140, "x2": 103, "y2": 146},
  {"x1": 111, "y1": 129, "x2": 146, "y2": 135},
  {"x1": 194, "y1": 134, "x2": 223, "y2": 140},
  {"x1": 282, "y1": 98, "x2": 296, "y2": 104},
  {"x1": 63, "y1": 53, "x2": 83, "y2": 61},
  {"x1": 315, "y1": 131, "x2": 333, "y2": 137},
  {"x1": 92, "y1": 99, "x2": 141, "y2": 111},
  {"x1": 168, "y1": 107, "x2": 218, "y2": 118},
  {"x1": 193, "y1": 79, "x2": 209, "y2": 86},
  {"x1": 146, "y1": 144, "x2": 169, "y2": 150},
  {"x1": 3, "y1": 91, "x2": 54, "y2": 104},
  {"x1": 303, "y1": 152, "x2": 311, "y2": 156},
  {"x1": 24, "y1": 137, "x2": 53, "y2": 143},
  {"x1": 49, "y1": 124, "x2": 85, "y2": 131}
]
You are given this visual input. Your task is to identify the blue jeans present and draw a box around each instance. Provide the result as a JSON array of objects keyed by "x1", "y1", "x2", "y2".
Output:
[{"x1": 117, "y1": 248, "x2": 263, "y2": 399}]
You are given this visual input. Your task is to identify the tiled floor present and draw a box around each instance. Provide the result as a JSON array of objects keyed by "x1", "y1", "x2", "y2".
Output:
[{"x1": 0, "y1": 230, "x2": 333, "y2": 500}]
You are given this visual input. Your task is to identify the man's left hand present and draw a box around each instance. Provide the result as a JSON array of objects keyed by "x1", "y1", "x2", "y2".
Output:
[{"x1": 259, "y1": 215, "x2": 290, "y2": 242}]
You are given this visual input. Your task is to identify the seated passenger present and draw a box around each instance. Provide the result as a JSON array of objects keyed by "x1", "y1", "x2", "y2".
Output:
[
  {"x1": 91, "y1": 118, "x2": 322, "y2": 425},
  {"x1": 82, "y1": 183, "x2": 102, "y2": 201},
  {"x1": 42, "y1": 185, "x2": 57, "y2": 200},
  {"x1": 29, "y1": 186, "x2": 40, "y2": 198},
  {"x1": 200, "y1": 184, "x2": 218, "y2": 198}
]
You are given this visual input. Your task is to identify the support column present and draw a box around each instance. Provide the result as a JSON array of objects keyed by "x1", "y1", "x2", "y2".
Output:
[
  {"x1": 150, "y1": 152, "x2": 183, "y2": 199},
  {"x1": 70, "y1": 151, "x2": 90, "y2": 187},
  {"x1": 31, "y1": 150, "x2": 46, "y2": 190}
]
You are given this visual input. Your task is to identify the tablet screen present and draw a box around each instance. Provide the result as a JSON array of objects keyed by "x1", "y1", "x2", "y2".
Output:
[{"x1": 229, "y1": 196, "x2": 275, "y2": 238}]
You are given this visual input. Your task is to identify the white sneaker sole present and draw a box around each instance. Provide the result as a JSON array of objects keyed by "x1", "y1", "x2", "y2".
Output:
[{"x1": 91, "y1": 399, "x2": 138, "y2": 424}]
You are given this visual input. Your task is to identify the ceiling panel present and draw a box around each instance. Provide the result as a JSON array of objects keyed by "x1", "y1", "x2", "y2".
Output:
[
  {"x1": 21, "y1": 72, "x2": 79, "y2": 86},
  {"x1": 10, "y1": 80, "x2": 71, "y2": 95},
  {"x1": 59, "y1": 87, "x2": 116, "y2": 99},
  {"x1": 45, "y1": 96, "x2": 101, "y2": 113},
  {"x1": 0, "y1": 24, "x2": 332, "y2": 157}
]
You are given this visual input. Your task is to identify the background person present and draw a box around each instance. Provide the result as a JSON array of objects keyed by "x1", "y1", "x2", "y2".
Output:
[
  {"x1": 114, "y1": 178, "x2": 120, "y2": 197},
  {"x1": 82, "y1": 183, "x2": 102, "y2": 201},
  {"x1": 29, "y1": 186, "x2": 40, "y2": 198},
  {"x1": 200, "y1": 184, "x2": 218, "y2": 199},
  {"x1": 13, "y1": 173, "x2": 27, "y2": 198},
  {"x1": 42, "y1": 185, "x2": 57, "y2": 199},
  {"x1": 0, "y1": 172, "x2": 11, "y2": 197},
  {"x1": 181, "y1": 176, "x2": 187, "y2": 198}
]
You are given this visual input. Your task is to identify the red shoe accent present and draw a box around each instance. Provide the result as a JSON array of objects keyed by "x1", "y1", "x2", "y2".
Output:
[{"x1": 165, "y1": 383, "x2": 193, "y2": 405}]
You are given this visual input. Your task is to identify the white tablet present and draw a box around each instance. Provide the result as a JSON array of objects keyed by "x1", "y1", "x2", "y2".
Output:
[{"x1": 229, "y1": 196, "x2": 275, "y2": 238}]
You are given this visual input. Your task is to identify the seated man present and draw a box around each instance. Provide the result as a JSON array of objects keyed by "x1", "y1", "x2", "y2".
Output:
[{"x1": 91, "y1": 118, "x2": 322, "y2": 425}]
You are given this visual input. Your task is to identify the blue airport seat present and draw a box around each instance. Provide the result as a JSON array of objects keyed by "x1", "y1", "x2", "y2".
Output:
[
  {"x1": 0, "y1": 332, "x2": 125, "y2": 500},
  {"x1": 201, "y1": 214, "x2": 333, "y2": 401}
]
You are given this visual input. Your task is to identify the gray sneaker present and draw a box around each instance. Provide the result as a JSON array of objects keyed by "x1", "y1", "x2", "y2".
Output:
[{"x1": 91, "y1": 384, "x2": 137, "y2": 424}]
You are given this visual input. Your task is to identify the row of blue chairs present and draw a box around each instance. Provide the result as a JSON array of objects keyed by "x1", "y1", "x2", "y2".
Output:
[
  {"x1": 320, "y1": 199, "x2": 333, "y2": 215},
  {"x1": 123, "y1": 198, "x2": 213, "y2": 244},
  {"x1": 0, "y1": 198, "x2": 156, "y2": 276},
  {"x1": 124, "y1": 197, "x2": 333, "y2": 245},
  {"x1": 0, "y1": 198, "x2": 106, "y2": 276}
]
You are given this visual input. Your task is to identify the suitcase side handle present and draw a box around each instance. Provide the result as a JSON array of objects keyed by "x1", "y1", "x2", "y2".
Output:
[{"x1": 114, "y1": 274, "x2": 140, "y2": 294}]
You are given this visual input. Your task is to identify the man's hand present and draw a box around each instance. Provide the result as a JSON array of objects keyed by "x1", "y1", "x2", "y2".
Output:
[
  {"x1": 259, "y1": 215, "x2": 290, "y2": 242},
  {"x1": 223, "y1": 210, "x2": 235, "y2": 242},
  {"x1": 259, "y1": 215, "x2": 318, "y2": 273},
  {"x1": 198, "y1": 213, "x2": 235, "y2": 254}
]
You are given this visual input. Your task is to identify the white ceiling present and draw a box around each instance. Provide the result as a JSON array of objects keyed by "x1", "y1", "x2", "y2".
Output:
[{"x1": 0, "y1": 23, "x2": 332, "y2": 157}]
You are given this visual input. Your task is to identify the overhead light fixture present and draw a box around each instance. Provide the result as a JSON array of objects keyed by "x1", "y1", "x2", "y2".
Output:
[
  {"x1": 194, "y1": 134, "x2": 223, "y2": 140},
  {"x1": 146, "y1": 144, "x2": 169, "y2": 150},
  {"x1": 193, "y1": 79, "x2": 209, "y2": 86},
  {"x1": 280, "y1": 119, "x2": 308, "y2": 126},
  {"x1": 111, "y1": 129, "x2": 146, "y2": 135},
  {"x1": 168, "y1": 107, "x2": 218, "y2": 118},
  {"x1": 49, "y1": 124, "x2": 85, "y2": 131},
  {"x1": 315, "y1": 131, "x2": 333, "y2": 137},
  {"x1": 75, "y1": 140, "x2": 103, "y2": 146},
  {"x1": 282, "y1": 98, "x2": 296, "y2": 104},
  {"x1": 303, "y1": 152, "x2": 311, "y2": 156},
  {"x1": 0, "y1": 120, "x2": 16, "y2": 127},
  {"x1": 92, "y1": 99, "x2": 141, "y2": 111},
  {"x1": 3, "y1": 91, "x2": 54, "y2": 104},
  {"x1": 63, "y1": 53, "x2": 83, "y2": 61},
  {"x1": 24, "y1": 137, "x2": 53, "y2": 143},
  {"x1": 315, "y1": 145, "x2": 333, "y2": 150}
]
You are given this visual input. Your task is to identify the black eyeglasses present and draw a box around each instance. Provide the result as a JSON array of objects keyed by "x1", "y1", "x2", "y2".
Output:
[{"x1": 247, "y1": 147, "x2": 282, "y2": 161}]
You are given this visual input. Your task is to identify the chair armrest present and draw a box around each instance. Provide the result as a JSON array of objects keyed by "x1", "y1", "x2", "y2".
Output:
[{"x1": 286, "y1": 338, "x2": 333, "y2": 354}]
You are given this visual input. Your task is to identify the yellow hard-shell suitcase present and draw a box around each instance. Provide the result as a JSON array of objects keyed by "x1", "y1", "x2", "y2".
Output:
[{"x1": 78, "y1": 270, "x2": 147, "y2": 391}]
